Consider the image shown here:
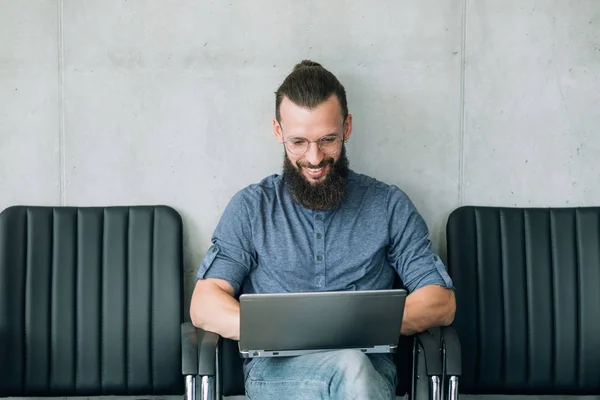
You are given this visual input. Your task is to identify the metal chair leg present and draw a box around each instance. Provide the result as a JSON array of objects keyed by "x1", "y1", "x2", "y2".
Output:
[
  {"x1": 200, "y1": 375, "x2": 215, "y2": 400},
  {"x1": 448, "y1": 376, "x2": 459, "y2": 400},
  {"x1": 430, "y1": 376, "x2": 441, "y2": 400},
  {"x1": 185, "y1": 375, "x2": 195, "y2": 400}
]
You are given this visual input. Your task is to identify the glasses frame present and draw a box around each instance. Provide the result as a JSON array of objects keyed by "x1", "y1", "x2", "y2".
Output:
[
  {"x1": 280, "y1": 120, "x2": 347, "y2": 156},
  {"x1": 282, "y1": 135, "x2": 343, "y2": 156}
]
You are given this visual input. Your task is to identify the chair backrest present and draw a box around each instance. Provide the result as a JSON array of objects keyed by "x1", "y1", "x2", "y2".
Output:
[
  {"x1": 0, "y1": 206, "x2": 184, "y2": 397},
  {"x1": 447, "y1": 206, "x2": 600, "y2": 395},
  {"x1": 219, "y1": 273, "x2": 415, "y2": 397}
]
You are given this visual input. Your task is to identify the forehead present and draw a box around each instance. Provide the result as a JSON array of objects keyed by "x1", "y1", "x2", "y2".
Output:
[{"x1": 279, "y1": 95, "x2": 343, "y2": 138}]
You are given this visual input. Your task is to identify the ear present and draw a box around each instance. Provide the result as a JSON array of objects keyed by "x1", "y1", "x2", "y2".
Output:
[
  {"x1": 273, "y1": 118, "x2": 284, "y2": 144},
  {"x1": 343, "y1": 114, "x2": 353, "y2": 142}
]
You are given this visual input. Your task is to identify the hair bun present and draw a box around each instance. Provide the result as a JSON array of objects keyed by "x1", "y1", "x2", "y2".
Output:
[{"x1": 293, "y1": 60, "x2": 323, "y2": 70}]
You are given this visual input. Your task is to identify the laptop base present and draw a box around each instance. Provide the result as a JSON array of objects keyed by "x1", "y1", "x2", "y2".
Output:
[{"x1": 239, "y1": 344, "x2": 397, "y2": 358}]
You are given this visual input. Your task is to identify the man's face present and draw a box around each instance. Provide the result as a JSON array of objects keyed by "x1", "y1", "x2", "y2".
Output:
[
  {"x1": 273, "y1": 95, "x2": 353, "y2": 184},
  {"x1": 273, "y1": 95, "x2": 353, "y2": 210}
]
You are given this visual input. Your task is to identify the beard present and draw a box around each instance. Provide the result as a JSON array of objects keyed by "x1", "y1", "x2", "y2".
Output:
[{"x1": 282, "y1": 145, "x2": 350, "y2": 210}]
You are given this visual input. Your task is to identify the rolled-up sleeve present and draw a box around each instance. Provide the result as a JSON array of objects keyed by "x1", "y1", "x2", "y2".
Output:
[
  {"x1": 196, "y1": 190, "x2": 256, "y2": 295},
  {"x1": 386, "y1": 186, "x2": 454, "y2": 293}
]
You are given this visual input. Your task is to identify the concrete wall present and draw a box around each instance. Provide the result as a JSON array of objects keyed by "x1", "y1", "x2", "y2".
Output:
[{"x1": 2, "y1": 0, "x2": 599, "y2": 317}]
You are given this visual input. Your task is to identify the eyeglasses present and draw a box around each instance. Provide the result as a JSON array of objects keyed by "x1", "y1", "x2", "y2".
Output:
[{"x1": 282, "y1": 135, "x2": 344, "y2": 156}]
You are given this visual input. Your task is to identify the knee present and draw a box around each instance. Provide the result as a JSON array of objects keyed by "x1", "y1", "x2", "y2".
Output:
[
  {"x1": 327, "y1": 350, "x2": 395, "y2": 399},
  {"x1": 331, "y1": 349, "x2": 373, "y2": 381},
  {"x1": 336, "y1": 349, "x2": 371, "y2": 368}
]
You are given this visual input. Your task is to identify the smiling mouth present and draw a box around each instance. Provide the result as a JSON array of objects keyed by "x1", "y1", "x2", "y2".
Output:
[{"x1": 304, "y1": 165, "x2": 328, "y2": 179}]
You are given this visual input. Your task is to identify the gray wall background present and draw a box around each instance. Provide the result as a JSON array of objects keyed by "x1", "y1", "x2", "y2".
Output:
[{"x1": 1, "y1": 0, "x2": 599, "y2": 318}]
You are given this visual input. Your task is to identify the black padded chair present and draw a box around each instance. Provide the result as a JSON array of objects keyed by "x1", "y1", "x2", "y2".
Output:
[
  {"x1": 447, "y1": 206, "x2": 600, "y2": 398},
  {"x1": 192, "y1": 276, "x2": 446, "y2": 400},
  {"x1": 0, "y1": 205, "x2": 197, "y2": 399}
]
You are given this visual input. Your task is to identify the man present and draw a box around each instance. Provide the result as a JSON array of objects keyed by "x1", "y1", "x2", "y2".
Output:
[{"x1": 190, "y1": 60, "x2": 455, "y2": 400}]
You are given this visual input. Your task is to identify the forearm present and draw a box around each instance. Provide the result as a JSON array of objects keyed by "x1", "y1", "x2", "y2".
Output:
[
  {"x1": 190, "y1": 279, "x2": 241, "y2": 341},
  {"x1": 401, "y1": 285, "x2": 456, "y2": 336}
]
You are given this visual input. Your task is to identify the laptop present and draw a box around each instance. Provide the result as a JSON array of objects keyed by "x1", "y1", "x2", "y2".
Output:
[{"x1": 238, "y1": 289, "x2": 407, "y2": 358}]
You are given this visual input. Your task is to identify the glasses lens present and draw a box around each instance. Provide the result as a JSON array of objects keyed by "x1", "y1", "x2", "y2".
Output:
[
  {"x1": 319, "y1": 137, "x2": 342, "y2": 154},
  {"x1": 285, "y1": 138, "x2": 309, "y2": 155}
]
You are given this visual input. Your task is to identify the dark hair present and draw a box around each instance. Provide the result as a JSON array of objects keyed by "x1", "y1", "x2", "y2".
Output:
[{"x1": 275, "y1": 60, "x2": 348, "y2": 123}]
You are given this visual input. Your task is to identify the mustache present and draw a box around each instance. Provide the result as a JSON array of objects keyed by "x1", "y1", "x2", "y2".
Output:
[{"x1": 296, "y1": 158, "x2": 334, "y2": 169}]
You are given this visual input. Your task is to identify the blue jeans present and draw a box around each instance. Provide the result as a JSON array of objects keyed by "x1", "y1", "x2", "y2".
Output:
[{"x1": 243, "y1": 350, "x2": 398, "y2": 400}]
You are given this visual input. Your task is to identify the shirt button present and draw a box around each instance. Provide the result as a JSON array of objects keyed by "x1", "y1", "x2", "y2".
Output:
[
  {"x1": 316, "y1": 233, "x2": 322, "y2": 239},
  {"x1": 317, "y1": 255, "x2": 323, "y2": 261},
  {"x1": 433, "y1": 255, "x2": 439, "y2": 262},
  {"x1": 315, "y1": 214, "x2": 322, "y2": 220}
]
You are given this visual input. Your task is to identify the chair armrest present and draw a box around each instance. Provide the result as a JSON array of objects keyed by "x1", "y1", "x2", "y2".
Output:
[
  {"x1": 181, "y1": 322, "x2": 199, "y2": 376},
  {"x1": 197, "y1": 326, "x2": 221, "y2": 376},
  {"x1": 181, "y1": 322, "x2": 221, "y2": 377},
  {"x1": 415, "y1": 328, "x2": 443, "y2": 376},
  {"x1": 441, "y1": 326, "x2": 461, "y2": 376}
]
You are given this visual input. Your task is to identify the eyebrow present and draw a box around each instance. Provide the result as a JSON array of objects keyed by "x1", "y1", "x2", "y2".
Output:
[{"x1": 288, "y1": 133, "x2": 339, "y2": 139}]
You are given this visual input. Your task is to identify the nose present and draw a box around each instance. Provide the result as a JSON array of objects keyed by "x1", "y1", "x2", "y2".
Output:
[{"x1": 304, "y1": 141, "x2": 325, "y2": 167}]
